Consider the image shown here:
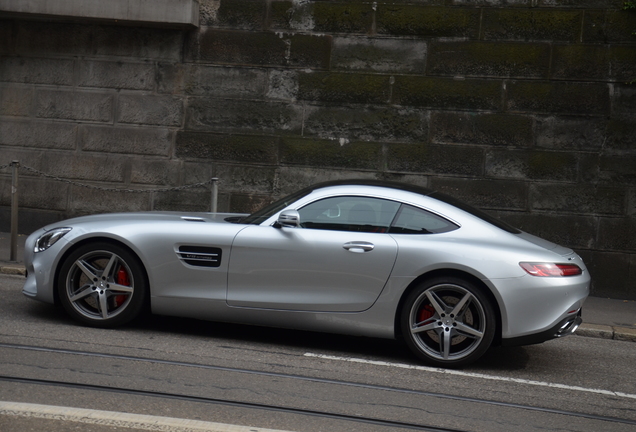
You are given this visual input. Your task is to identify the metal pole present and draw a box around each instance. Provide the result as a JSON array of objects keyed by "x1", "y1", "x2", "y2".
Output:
[
  {"x1": 211, "y1": 178, "x2": 218, "y2": 213},
  {"x1": 10, "y1": 160, "x2": 19, "y2": 262}
]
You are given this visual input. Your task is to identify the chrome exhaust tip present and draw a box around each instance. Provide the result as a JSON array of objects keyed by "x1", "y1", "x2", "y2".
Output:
[{"x1": 556, "y1": 310, "x2": 582, "y2": 338}]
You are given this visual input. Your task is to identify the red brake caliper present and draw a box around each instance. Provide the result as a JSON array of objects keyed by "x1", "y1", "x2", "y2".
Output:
[
  {"x1": 418, "y1": 305, "x2": 435, "y2": 323},
  {"x1": 114, "y1": 267, "x2": 130, "y2": 307}
]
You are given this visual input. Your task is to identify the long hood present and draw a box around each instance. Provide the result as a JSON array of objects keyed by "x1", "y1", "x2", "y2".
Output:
[{"x1": 43, "y1": 212, "x2": 248, "y2": 231}]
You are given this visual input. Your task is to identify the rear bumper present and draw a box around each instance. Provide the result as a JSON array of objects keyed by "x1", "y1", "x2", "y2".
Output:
[{"x1": 501, "y1": 309, "x2": 582, "y2": 347}]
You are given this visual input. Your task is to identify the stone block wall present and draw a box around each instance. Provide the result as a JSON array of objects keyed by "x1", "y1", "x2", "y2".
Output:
[{"x1": 0, "y1": 0, "x2": 635, "y2": 298}]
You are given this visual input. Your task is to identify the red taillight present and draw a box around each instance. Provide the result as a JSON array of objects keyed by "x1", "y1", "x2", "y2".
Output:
[{"x1": 519, "y1": 262, "x2": 583, "y2": 277}]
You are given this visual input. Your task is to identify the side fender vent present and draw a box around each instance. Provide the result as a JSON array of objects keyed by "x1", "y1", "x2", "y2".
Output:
[{"x1": 177, "y1": 246, "x2": 222, "y2": 268}]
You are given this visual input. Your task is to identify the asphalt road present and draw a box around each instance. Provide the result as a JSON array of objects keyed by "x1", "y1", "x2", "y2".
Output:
[{"x1": 1, "y1": 273, "x2": 635, "y2": 432}]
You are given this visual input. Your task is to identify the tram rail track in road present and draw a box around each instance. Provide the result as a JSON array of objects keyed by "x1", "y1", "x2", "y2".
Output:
[
  {"x1": 1, "y1": 375, "x2": 463, "y2": 432},
  {"x1": 1, "y1": 342, "x2": 635, "y2": 429}
]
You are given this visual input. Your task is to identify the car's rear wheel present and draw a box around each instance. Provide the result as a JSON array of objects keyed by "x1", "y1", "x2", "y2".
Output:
[
  {"x1": 57, "y1": 242, "x2": 147, "y2": 328},
  {"x1": 401, "y1": 277, "x2": 495, "y2": 368}
]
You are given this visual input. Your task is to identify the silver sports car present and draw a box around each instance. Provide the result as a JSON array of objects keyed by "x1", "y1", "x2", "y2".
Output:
[{"x1": 22, "y1": 180, "x2": 590, "y2": 367}]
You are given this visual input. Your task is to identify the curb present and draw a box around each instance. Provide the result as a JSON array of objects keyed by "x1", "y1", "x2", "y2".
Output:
[
  {"x1": 1, "y1": 264, "x2": 633, "y2": 343},
  {"x1": 0, "y1": 401, "x2": 290, "y2": 432},
  {"x1": 577, "y1": 323, "x2": 636, "y2": 343},
  {"x1": 0, "y1": 264, "x2": 25, "y2": 276}
]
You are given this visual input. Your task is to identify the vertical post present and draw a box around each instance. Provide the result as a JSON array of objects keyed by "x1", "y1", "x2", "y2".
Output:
[
  {"x1": 211, "y1": 178, "x2": 218, "y2": 213},
  {"x1": 10, "y1": 160, "x2": 19, "y2": 262}
]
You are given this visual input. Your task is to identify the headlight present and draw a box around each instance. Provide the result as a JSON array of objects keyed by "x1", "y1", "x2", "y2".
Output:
[{"x1": 34, "y1": 228, "x2": 72, "y2": 253}]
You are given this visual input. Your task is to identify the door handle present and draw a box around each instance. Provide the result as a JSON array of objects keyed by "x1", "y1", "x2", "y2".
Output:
[{"x1": 343, "y1": 241, "x2": 375, "y2": 253}]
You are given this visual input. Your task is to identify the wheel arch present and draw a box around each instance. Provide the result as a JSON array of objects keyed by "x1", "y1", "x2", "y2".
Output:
[
  {"x1": 53, "y1": 236, "x2": 150, "y2": 307},
  {"x1": 393, "y1": 268, "x2": 503, "y2": 346}
]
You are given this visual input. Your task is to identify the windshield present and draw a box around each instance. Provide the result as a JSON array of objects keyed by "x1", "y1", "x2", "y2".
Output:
[
  {"x1": 240, "y1": 186, "x2": 314, "y2": 225},
  {"x1": 240, "y1": 180, "x2": 521, "y2": 234}
]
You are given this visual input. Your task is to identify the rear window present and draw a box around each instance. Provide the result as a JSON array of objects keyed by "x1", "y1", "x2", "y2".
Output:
[
  {"x1": 429, "y1": 192, "x2": 521, "y2": 234},
  {"x1": 389, "y1": 205, "x2": 459, "y2": 234}
]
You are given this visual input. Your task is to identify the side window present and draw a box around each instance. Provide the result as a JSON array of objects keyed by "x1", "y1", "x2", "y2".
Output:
[
  {"x1": 298, "y1": 196, "x2": 400, "y2": 233},
  {"x1": 389, "y1": 205, "x2": 458, "y2": 234}
]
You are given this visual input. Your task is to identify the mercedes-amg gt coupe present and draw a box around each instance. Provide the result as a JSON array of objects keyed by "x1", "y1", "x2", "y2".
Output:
[{"x1": 23, "y1": 179, "x2": 590, "y2": 367}]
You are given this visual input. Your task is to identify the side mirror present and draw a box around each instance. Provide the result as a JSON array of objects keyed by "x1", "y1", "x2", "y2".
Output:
[{"x1": 277, "y1": 210, "x2": 300, "y2": 228}]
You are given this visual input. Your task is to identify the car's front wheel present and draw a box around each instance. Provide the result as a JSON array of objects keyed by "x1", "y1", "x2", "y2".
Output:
[
  {"x1": 57, "y1": 242, "x2": 147, "y2": 328},
  {"x1": 401, "y1": 277, "x2": 496, "y2": 368}
]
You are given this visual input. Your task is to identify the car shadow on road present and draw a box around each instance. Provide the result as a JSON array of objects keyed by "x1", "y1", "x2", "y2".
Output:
[
  {"x1": 20, "y1": 302, "x2": 532, "y2": 372},
  {"x1": 133, "y1": 312, "x2": 532, "y2": 372}
]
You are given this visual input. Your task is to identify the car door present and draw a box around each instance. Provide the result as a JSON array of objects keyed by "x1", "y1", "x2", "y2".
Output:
[{"x1": 227, "y1": 196, "x2": 401, "y2": 312}]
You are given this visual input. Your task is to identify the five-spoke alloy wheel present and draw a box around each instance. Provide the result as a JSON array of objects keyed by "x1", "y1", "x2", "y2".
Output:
[
  {"x1": 401, "y1": 277, "x2": 496, "y2": 368},
  {"x1": 57, "y1": 242, "x2": 147, "y2": 328}
]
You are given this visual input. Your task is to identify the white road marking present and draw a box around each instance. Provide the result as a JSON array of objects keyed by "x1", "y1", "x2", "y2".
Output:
[
  {"x1": 0, "y1": 401, "x2": 290, "y2": 432},
  {"x1": 304, "y1": 353, "x2": 636, "y2": 400}
]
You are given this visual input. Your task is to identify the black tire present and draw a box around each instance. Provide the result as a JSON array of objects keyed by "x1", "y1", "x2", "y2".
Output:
[
  {"x1": 400, "y1": 277, "x2": 496, "y2": 368},
  {"x1": 57, "y1": 242, "x2": 147, "y2": 328}
]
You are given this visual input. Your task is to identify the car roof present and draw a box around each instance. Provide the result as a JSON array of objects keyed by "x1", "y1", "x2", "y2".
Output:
[
  {"x1": 310, "y1": 179, "x2": 520, "y2": 234},
  {"x1": 308, "y1": 179, "x2": 435, "y2": 197}
]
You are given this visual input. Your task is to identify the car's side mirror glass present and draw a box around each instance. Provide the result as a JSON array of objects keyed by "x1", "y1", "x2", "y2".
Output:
[{"x1": 277, "y1": 210, "x2": 300, "y2": 228}]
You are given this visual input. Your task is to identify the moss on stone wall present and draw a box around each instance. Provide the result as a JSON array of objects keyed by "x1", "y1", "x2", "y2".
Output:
[
  {"x1": 394, "y1": 76, "x2": 501, "y2": 110},
  {"x1": 281, "y1": 137, "x2": 382, "y2": 169},
  {"x1": 298, "y1": 72, "x2": 390, "y2": 104},
  {"x1": 483, "y1": 9, "x2": 583, "y2": 41},
  {"x1": 507, "y1": 81, "x2": 611, "y2": 115},
  {"x1": 313, "y1": 2, "x2": 373, "y2": 33},
  {"x1": 527, "y1": 151, "x2": 576, "y2": 179},
  {"x1": 376, "y1": 5, "x2": 479, "y2": 37},
  {"x1": 428, "y1": 41, "x2": 551, "y2": 78}
]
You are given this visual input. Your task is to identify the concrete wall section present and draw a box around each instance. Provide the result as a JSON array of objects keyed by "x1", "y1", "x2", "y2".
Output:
[
  {"x1": 0, "y1": 0, "x2": 199, "y2": 27},
  {"x1": 0, "y1": 0, "x2": 635, "y2": 298}
]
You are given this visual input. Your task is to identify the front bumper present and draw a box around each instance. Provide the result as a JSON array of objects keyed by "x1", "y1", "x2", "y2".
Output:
[{"x1": 21, "y1": 228, "x2": 64, "y2": 305}]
